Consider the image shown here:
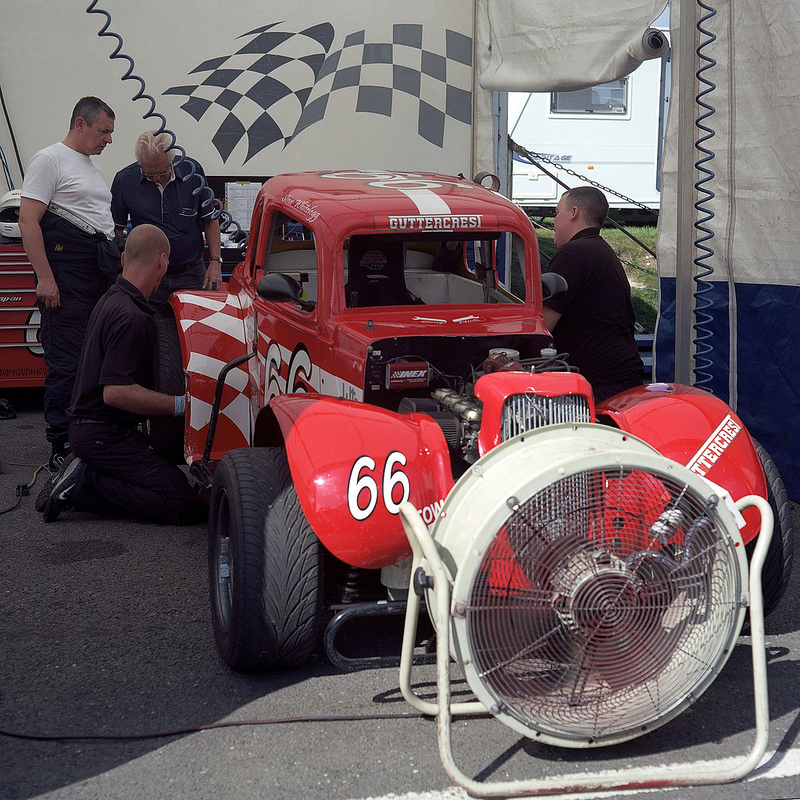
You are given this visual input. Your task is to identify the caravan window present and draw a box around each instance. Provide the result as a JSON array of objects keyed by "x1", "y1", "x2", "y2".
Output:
[{"x1": 550, "y1": 78, "x2": 629, "y2": 115}]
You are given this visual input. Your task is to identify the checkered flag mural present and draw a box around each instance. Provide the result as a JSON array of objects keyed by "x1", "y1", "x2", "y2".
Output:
[{"x1": 164, "y1": 22, "x2": 472, "y2": 164}]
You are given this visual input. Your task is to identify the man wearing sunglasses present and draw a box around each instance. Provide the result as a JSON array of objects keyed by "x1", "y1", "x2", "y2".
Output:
[{"x1": 110, "y1": 131, "x2": 222, "y2": 313}]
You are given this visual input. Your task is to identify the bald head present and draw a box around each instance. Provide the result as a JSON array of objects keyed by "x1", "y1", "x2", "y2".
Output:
[{"x1": 122, "y1": 224, "x2": 170, "y2": 298}]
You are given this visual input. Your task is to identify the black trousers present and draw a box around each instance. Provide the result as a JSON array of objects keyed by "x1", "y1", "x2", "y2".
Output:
[
  {"x1": 39, "y1": 214, "x2": 121, "y2": 449},
  {"x1": 69, "y1": 421, "x2": 205, "y2": 526},
  {"x1": 147, "y1": 257, "x2": 205, "y2": 315}
]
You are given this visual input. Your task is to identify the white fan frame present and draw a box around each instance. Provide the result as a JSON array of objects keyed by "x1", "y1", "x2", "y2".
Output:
[{"x1": 397, "y1": 427, "x2": 773, "y2": 796}]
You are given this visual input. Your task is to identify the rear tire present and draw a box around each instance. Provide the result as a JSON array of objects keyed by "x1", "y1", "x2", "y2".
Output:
[
  {"x1": 209, "y1": 447, "x2": 323, "y2": 671},
  {"x1": 147, "y1": 311, "x2": 185, "y2": 464},
  {"x1": 747, "y1": 439, "x2": 794, "y2": 620}
]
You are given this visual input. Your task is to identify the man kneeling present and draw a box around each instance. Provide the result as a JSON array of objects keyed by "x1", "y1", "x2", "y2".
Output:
[{"x1": 42, "y1": 223, "x2": 204, "y2": 524}]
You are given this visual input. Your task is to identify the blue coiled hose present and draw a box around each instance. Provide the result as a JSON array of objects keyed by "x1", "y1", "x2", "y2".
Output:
[
  {"x1": 691, "y1": 0, "x2": 718, "y2": 391},
  {"x1": 85, "y1": 0, "x2": 247, "y2": 249}
]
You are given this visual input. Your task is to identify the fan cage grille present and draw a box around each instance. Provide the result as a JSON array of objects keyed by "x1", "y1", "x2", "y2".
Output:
[{"x1": 466, "y1": 463, "x2": 743, "y2": 742}]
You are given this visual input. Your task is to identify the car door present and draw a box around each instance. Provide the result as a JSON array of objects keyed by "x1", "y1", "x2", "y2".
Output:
[{"x1": 252, "y1": 209, "x2": 322, "y2": 404}]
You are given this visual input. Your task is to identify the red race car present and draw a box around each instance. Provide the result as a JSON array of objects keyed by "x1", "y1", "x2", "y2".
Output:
[{"x1": 160, "y1": 170, "x2": 792, "y2": 679}]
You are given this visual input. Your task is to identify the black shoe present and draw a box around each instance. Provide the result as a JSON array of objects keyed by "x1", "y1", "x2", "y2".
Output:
[
  {"x1": 36, "y1": 446, "x2": 73, "y2": 512},
  {"x1": 35, "y1": 472, "x2": 55, "y2": 513},
  {"x1": 48, "y1": 444, "x2": 71, "y2": 472},
  {"x1": 38, "y1": 444, "x2": 73, "y2": 511},
  {"x1": 42, "y1": 455, "x2": 83, "y2": 523}
]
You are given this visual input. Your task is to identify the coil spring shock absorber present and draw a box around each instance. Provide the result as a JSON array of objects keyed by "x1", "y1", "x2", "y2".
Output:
[
  {"x1": 336, "y1": 565, "x2": 372, "y2": 604},
  {"x1": 85, "y1": 1, "x2": 248, "y2": 249}
]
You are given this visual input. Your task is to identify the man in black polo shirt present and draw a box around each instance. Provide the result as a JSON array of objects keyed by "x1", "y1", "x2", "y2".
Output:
[
  {"x1": 111, "y1": 131, "x2": 222, "y2": 314},
  {"x1": 41, "y1": 224, "x2": 204, "y2": 524},
  {"x1": 542, "y1": 187, "x2": 644, "y2": 404}
]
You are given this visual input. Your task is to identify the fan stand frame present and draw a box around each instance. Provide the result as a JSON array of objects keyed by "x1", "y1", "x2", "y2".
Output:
[{"x1": 398, "y1": 494, "x2": 772, "y2": 798}]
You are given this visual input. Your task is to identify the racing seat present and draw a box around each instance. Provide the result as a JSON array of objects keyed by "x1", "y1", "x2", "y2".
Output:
[{"x1": 345, "y1": 235, "x2": 418, "y2": 307}]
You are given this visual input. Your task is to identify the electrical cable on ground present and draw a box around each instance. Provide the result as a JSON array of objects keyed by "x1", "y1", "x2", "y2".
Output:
[
  {"x1": 0, "y1": 463, "x2": 46, "y2": 515},
  {"x1": 0, "y1": 491, "x2": 23, "y2": 515},
  {"x1": 0, "y1": 709, "x2": 480, "y2": 743}
]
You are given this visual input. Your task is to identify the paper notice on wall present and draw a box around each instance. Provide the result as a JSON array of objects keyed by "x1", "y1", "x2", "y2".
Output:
[{"x1": 225, "y1": 182, "x2": 261, "y2": 231}]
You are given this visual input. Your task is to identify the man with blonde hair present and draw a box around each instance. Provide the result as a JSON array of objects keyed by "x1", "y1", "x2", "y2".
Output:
[
  {"x1": 41, "y1": 223, "x2": 204, "y2": 525},
  {"x1": 111, "y1": 130, "x2": 222, "y2": 312}
]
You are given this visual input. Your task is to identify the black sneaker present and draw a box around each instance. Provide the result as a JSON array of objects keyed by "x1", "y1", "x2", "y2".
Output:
[
  {"x1": 35, "y1": 472, "x2": 54, "y2": 513},
  {"x1": 48, "y1": 445, "x2": 71, "y2": 472},
  {"x1": 37, "y1": 446, "x2": 73, "y2": 512},
  {"x1": 42, "y1": 455, "x2": 84, "y2": 523}
]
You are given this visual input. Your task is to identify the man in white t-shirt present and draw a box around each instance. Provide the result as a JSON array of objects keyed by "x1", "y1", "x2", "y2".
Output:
[{"x1": 20, "y1": 96, "x2": 122, "y2": 469}]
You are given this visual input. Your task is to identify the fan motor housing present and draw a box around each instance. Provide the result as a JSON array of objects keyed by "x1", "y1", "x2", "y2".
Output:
[{"x1": 428, "y1": 423, "x2": 749, "y2": 747}]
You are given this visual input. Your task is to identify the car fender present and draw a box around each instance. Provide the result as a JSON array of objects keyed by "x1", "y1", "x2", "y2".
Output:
[
  {"x1": 266, "y1": 394, "x2": 455, "y2": 568},
  {"x1": 597, "y1": 383, "x2": 767, "y2": 544},
  {"x1": 169, "y1": 291, "x2": 253, "y2": 463}
]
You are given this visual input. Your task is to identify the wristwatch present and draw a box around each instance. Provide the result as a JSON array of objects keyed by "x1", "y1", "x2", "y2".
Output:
[{"x1": 209, "y1": 256, "x2": 222, "y2": 262}]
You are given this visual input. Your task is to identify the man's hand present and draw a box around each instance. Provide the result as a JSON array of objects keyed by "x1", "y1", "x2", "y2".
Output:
[
  {"x1": 542, "y1": 305, "x2": 562, "y2": 334},
  {"x1": 35, "y1": 274, "x2": 61, "y2": 309},
  {"x1": 19, "y1": 196, "x2": 60, "y2": 307},
  {"x1": 203, "y1": 259, "x2": 223, "y2": 291}
]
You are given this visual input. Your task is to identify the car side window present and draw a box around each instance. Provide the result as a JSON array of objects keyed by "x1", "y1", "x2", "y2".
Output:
[{"x1": 262, "y1": 212, "x2": 319, "y2": 304}]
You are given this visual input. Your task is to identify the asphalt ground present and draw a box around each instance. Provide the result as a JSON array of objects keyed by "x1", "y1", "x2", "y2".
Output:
[{"x1": 1, "y1": 387, "x2": 799, "y2": 800}]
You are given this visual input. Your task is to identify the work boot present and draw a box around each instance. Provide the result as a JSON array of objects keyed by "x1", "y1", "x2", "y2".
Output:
[{"x1": 42, "y1": 455, "x2": 84, "y2": 523}]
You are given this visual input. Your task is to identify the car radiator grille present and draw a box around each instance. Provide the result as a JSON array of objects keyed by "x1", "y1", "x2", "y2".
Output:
[{"x1": 501, "y1": 393, "x2": 591, "y2": 441}]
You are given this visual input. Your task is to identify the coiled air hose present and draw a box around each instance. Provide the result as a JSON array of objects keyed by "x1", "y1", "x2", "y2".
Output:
[
  {"x1": 691, "y1": 0, "x2": 718, "y2": 391},
  {"x1": 85, "y1": 0, "x2": 248, "y2": 249}
]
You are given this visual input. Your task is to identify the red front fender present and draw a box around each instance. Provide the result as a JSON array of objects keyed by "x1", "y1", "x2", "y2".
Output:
[
  {"x1": 169, "y1": 290, "x2": 252, "y2": 463},
  {"x1": 598, "y1": 383, "x2": 767, "y2": 544},
  {"x1": 268, "y1": 395, "x2": 454, "y2": 568}
]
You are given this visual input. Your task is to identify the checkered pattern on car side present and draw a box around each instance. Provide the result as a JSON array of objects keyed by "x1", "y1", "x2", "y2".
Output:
[{"x1": 174, "y1": 292, "x2": 252, "y2": 456}]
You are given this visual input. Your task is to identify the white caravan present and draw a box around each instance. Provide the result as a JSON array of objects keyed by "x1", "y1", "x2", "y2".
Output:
[{"x1": 509, "y1": 52, "x2": 669, "y2": 218}]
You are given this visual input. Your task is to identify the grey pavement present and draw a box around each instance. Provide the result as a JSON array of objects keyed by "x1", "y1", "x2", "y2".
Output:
[{"x1": 0, "y1": 387, "x2": 798, "y2": 800}]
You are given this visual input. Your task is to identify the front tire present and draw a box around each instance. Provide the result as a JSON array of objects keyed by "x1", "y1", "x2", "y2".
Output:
[
  {"x1": 209, "y1": 447, "x2": 323, "y2": 671},
  {"x1": 147, "y1": 311, "x2": 185, "y2": 464},
  {"x1": 748, "y1": 439, "x2": 794, "y2": 619}
]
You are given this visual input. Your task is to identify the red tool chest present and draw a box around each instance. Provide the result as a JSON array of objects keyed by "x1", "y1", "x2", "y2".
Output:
[{"x1": 0, "y1": 243, "x2": 45, "y2": 387}]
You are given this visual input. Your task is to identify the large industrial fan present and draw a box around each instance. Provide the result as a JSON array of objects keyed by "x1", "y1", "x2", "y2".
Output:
[{"x1": 399, "y1": 424, "x2": 772, "y2": 796}]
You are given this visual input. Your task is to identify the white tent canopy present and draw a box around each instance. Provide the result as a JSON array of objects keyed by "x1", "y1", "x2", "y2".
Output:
[{"x1": 477, "y1": 0, "x2": 668, "y2": 91}]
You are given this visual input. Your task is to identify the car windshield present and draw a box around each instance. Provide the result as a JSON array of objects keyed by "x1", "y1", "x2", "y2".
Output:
[{"x1": 343, "y1": 231, "x2": 527, "y2": 308}]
